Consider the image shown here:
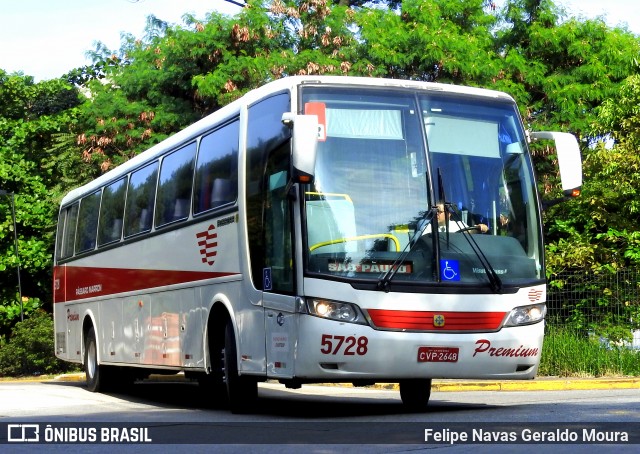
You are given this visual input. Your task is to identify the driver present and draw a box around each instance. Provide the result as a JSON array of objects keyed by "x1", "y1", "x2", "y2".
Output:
[{"x1": 426, "y1": 204, "x2": 489, "y2": 234}]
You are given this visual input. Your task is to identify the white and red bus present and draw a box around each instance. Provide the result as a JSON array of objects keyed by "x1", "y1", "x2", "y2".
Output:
[{"x1": 53, "y1": 76, "x2": 582, "y2": 412}]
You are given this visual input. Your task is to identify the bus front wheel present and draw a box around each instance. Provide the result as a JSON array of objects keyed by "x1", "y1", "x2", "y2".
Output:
[
  {"x1": 399, "y1": 379, "x2": 432, "y2": 411},
  {"x1": 223, "y1": 320, "x2": 258, "y2": 413}
]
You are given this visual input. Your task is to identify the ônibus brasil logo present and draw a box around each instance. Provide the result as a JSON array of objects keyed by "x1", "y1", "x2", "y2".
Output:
[{"x1": 196, "y1": 224, "x2": 217, "y2": 266}]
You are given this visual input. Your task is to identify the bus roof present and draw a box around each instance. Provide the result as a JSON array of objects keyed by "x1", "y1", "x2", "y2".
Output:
[{"x1": 60, "y1": 76, "x2": 516, "y2": 206}]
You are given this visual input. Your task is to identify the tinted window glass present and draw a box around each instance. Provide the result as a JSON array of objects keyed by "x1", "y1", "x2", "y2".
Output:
[
  {"x1": 98, "y1": 177, "x2": 127, "y2": 246},
  {"x1": 155, "y1": 142, "x2": 196, "y2": 227},
  {"x1": 194, "y1": 120, "x2": 239, "y2": 214},
  {"x1": 124, "y1": 162, "x2": 158, "y2": 237},
  {"x1": 246, "y1": 92, "x2": 292, "y2": 290},
  {"x1": 75, "y1": 191, "x2": 101, "y2": 253},
  {"x1": 57, "y1": 203, "x2": 79, "y2": 259}
]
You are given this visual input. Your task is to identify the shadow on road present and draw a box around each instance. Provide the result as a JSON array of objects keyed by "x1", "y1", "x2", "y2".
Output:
[{"x1": 45, "y1": 379, "x2": 498, "y2": 418}]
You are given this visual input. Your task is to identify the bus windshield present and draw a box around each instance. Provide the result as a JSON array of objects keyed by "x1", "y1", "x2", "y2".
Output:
[{"x1": 301, "y1": 86, "x2": 542, "y2": 288}]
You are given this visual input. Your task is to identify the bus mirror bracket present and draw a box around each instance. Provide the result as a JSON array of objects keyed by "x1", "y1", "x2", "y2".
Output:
[
  {"x1": 530, "y1": 131, "x2": 582, "y2": 208},
  {"x1": 282, "y1": 112, "x2": 318, "y2": 185}
]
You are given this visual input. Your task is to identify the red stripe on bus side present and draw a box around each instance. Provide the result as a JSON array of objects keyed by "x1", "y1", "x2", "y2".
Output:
[
  {"x1": 54, "y1": 266, "x2": 239, "y2": 302},
  {"x1": 366, "y1": 309, "x2": 507, "y2": 331}
]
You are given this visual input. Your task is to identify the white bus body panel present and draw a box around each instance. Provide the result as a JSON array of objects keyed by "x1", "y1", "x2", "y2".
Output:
[
  {"x1": 264, "y1": 293, "x2": 299, "y2": 378},
  {"x1": 54, "y1": 213, "x2": 260, "y2": 373}
]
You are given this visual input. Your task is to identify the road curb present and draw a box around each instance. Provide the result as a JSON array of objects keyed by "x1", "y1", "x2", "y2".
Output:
[
  {"x1": 48, "y1": 373, "x2": 640, "y2": 392},
  {"x1": 430, "y1": 377, "x2": 640, "y2": 392}
]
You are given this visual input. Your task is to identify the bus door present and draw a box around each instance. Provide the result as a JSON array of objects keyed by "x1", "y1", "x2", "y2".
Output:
[
  {"x1": 263, "y1": 168, "x2": 297, "y2": 379},
  {"x1": 245, "y1": 92, "x2": 297, "y2": 378}
]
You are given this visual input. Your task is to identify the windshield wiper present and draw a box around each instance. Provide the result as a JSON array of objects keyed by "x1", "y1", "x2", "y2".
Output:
[
  {"x1": 376, "y1": 207, "x2": 437, "y2": 292},
  {"x1": 377, "y1": 169, "x2": 503, "y2": 293},
  {"x1": 437, "y1": 169, "x2": 502, "y2": 293},
  {"x1": 443, "y1": 203, "x2": 503, "y2": 293}
]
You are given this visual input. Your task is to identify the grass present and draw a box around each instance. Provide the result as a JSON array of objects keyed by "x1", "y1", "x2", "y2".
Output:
[{"x1": 539, "y1": 327, "x2": 640, "y2": 377}]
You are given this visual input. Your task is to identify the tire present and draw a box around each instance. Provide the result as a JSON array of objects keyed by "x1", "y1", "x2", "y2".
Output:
[
  {"x1": 223, "y1": 320, "x2": 258, "y2": 413},
  {"x1": 198, "y1": 329, "x2": 227, "y2": 404},
  {"x1": 399, "y1": 379, "x2": 432, "y2": 411},
  {"x1": 84, "y1": 327, "x2": 132, "y2": 393},
  {"x1": 84, "y1": 327, "x2": 102, "y2": 392}
]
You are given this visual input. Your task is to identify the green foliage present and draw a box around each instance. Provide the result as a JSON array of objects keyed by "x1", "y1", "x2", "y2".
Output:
[
  {"x1": 545, "y1": 75, "x2": 640, "y2": 279},
  {"x1": 539, "y1": 326, "x2": 640, "y2": 377},
  {"x1": 0, "y1": 297, "x2": 42, "y2": 341},
  {"x1": 496, "y1": 1, "x2": 640, "y2": 132},
  {"x1": 597, "y1": 74, "x2": 640, "y2": 150},
  {"x1": 193, "y1": 0, "x2": 360, "y2": 103},
  {"x1": 0, "y1": 71, "x2": 82, "y2": 319},
  {"x1": 356, "y1": 0, "x2": 500, "y2": 83},
  {"x1": 0, "y1": 310, "x2": 75, "y2": 377}
]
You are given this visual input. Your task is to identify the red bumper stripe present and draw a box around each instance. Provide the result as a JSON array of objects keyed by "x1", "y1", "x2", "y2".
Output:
[{"x1": 367, "y1": 309, "x2": 507, "y2": 331}]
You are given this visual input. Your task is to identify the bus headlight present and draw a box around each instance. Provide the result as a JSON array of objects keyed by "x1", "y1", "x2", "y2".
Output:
[
  {"x1": 305, "y1": 298, "x2": 367, "y2": 325},
  {"x1": 503, "y1": 303, "x2": 546, "y2": 327}
]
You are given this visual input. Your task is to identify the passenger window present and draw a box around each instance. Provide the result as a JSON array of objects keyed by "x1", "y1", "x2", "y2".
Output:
[
  {"x1": 57, "y1": 203, "x2": 79, "y2": 259},
  {"x1": 75, "y1": 190, "x2": 101, "y2": 253},
  {"x1": 124, "y1": 162, "x2": 158, "y2": 237},
  {"x1": 155, "y1": 142, "x2": 196, "y2": 227},
  {"x1": 194, "y1": 119, "x2": 239, "y2": 214},
  {"x1": 98, "y1": 177, "x2": 127, "y2": 246}
]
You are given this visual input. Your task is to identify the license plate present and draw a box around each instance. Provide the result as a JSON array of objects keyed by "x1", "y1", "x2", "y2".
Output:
[{"x1": 417, "y1": 346, "x2": 459, "y2": 363}]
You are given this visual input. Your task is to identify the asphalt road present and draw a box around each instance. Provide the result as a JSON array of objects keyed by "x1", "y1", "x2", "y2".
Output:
[{"x1": 1, "y1": 375, "x2": 639, "y2": 453}]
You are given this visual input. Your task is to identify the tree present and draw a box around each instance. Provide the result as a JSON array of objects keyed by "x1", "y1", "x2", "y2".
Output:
[
  {"x1": 0, "y1": 70, "x2": 82, "y2": 339},
  {"x1": 497, "y1": 0, "x2": 640, "y2": 137},
  {"x1": 0, "y1": 310, "x2": 75, "y2": 376},
  {"x1": 73, "y1": 1, "x2": 359, "y2": 174},
  {"x1": 553, "y1": 75, "x2": 640, "y2": 270},
  {"x1": 192, "y1": 0, "x2": 360, "y2": 102},
  {"x1": 354, "y1": 0, "x2": 501, "y2": 82}
]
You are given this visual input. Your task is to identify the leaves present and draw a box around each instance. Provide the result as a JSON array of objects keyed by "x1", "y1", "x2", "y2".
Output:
[{"x1": 0, "y1": 310, "x2": 75, "y2": 376}]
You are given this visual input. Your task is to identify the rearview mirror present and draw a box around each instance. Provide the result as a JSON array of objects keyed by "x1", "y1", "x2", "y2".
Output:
[
  {"x1": 531, "y1": 131, "x2": 582, "y2": 200},
  {"x1": 282, "y1": 113, "x2": 318, "y2": 184}
]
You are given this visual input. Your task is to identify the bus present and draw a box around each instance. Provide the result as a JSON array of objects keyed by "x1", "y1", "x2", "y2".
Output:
[{"x1": 53, "y1": 76, "x2": 582, "y2": 412}]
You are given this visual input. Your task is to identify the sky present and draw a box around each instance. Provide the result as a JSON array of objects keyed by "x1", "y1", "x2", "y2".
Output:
[
  {"x1": 0, "y1": 0, "x2": 241, "y2": 81},
  {"x1": 1, "y1": 0, "x2": 639, "y2": 82}
]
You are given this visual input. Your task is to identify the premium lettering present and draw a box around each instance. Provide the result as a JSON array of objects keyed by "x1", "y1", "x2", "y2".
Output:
[{"x1": 473, "y1": 339, "x2": 539, "y2": 358}]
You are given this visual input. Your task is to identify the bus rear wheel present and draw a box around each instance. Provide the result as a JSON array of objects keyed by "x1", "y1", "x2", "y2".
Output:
[
  {"x1": 84, "y1": 327, "x2": 102, "y2": 392},
  {"x1": 399, "y1": 379, "x2": 432, "y2": 411},
  {"x1": 223, "y1": 320, "x2": 258, "y2": 413},
  {"x1": 84, "y1": 327, "x2": 133, "y2": 393}
]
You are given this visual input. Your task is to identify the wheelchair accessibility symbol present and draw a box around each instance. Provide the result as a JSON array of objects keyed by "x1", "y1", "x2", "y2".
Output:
[
  {"x1": 440, "y1": 259, "x2": 460, "y2": 281},
  {"x1": 263, "y1": 267, "x2": 273, "y2": 291}
]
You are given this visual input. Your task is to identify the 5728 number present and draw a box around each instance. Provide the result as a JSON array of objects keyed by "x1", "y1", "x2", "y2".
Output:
[{"x1": 320, "y1": 334, "x2": 368, "y2": 356}]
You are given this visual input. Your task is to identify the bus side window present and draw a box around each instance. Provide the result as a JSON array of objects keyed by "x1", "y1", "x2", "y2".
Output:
[
  {"x1": 124, "y1": 162, "x2": 158, "y2": 238},
  {"x1": 57, "y1": 203, "x2": 79, "y2": 259},
  {"x1": 75, "y1": 190, "x2": 101, "y2": 254},
  {"x1": 193, "y1": 119, "x2": 239, "y2": 214},
  {"x1": 155, "y1": 142, "x2": 196, "y2": 227},
  {"x1": 98, "y1": 176, "x2": 127, "y2": 247}
]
